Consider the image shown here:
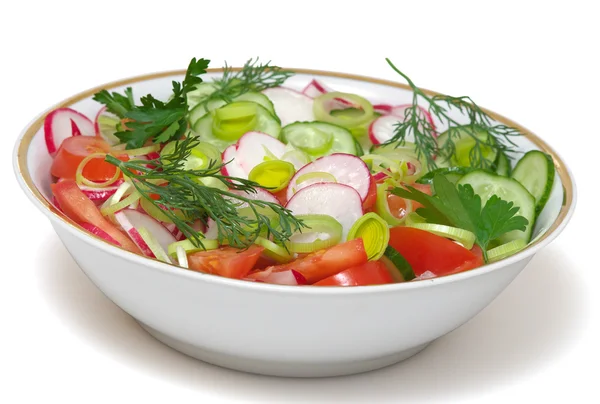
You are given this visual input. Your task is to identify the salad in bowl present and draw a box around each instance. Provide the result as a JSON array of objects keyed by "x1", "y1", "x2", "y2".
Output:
[
  {"x1": 42, "y1": 58, "x2": 555, "y2": 286},
  {"x1": 13, "y1": 57, "x2": 575, "y2": 377}
]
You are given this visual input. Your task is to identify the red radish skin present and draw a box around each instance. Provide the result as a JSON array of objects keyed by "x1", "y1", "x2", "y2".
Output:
[
  {"x1": 373, "y1": 104, "x2": 393, "y2": 115},
  {"x1": 369, "y1": 105, "x2": 437, "y2": 145},
  {"x1": 80, "y1": 222, "x2": 121, "y2": 246},
  {"x1": 221, "y1": 145, "x2": 246, "y2": 178},
  {"x1": 247, "y1": 268, "x2": 307, "y2": 285},
  {"x1": 301, "y1": 79, "x2": 357, "y2": 107},
  {"x1": 285, "y1": 182, "x2": 363, "y2": 239},
  {"x1": 114, "y1": 210, "x2": 177, "y2": 258},
  {"x1": 286, "y1": 153, "x2": 372, "y2": 202},
  {"x1": 115, "y1": 211, "x2": 155, "y2": 257},
  {"x1": 262, "y1": 87, "x2": 314, "y2": 126},
  {"x1": 78, "y1": 181, "x2": 122, "y2": 203},
  {"x1": 45, "y1": 108, "x2": 95, "y2": 156}
]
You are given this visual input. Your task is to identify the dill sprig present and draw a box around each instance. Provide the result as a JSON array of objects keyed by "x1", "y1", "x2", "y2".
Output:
[
  {"x1": 105, "y1": 137, "x2": 306, "y2": 250},
  {"x1": 203, "y1": 57, "x2": 295, "y2": 106},
  {"x1": 383, "y1": 58, "x2": 522, "y2": 170}
]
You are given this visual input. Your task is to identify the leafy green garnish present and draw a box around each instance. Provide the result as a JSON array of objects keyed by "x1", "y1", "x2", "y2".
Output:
[
  {"x1": 383, "y1": 58, "x2": 521, "y2": 170},
  {"x1": 105, "y1": 136, "x2": 306, "y2": 250},
  {"x1": 391, "y1": 175, "x2": 529, "y2": 261},
  {"x1": 197, "y1": 57, "x2": 294, "y2": 110},
  {"x1": 93, "y1": 58, "x2": 211, "y2": 148}
]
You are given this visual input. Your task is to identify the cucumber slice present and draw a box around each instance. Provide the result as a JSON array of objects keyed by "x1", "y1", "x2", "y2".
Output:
[
  {"x1": 457, "y1": 170, "x2": 536, "y2": 243},
  {"x1": 281, "y1": 122, "x2": 357, "y2": 159},
  {"x1": 437, "y1": 126, "x2": 498, "y2": 168},
  {"x1": 416, "y1": 166, "x2": 476, "y2": 186},
  {"x1": 186, "y1": 83, "x2": 218, "y2": 111},
  {"x1": 511, "y1": 150, "x2": 555, "y2": 216},
  {"x1": 381, "y1": 246, "x2": 415, "y2": 282},
  {"x1": 494, "y1": 152, "x2": 512, "y2": 176},
  {"x1": 188, "y1": 92, "x2": 276, "y2": 127},
  {"x1": 191, "y1": 101, "x2": 281, "y2": 151}
]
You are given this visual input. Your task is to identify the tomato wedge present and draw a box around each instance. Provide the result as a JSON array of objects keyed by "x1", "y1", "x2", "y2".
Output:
[
  {"x1": 313, "y1": 261, "x2": 394, "y2": 286},
  {"x1": 50, "y1": 136, "x2": 127, "y2": 182},
  {"x1": 388, "y1": 227, "x2": 483, "y2": 277},
  {"x1": 259, "y1": 239, "x2": 368, "y2": 284},
  {"x1": 188, "y1": 245, "x2": 264, "y2": 279},
  {"x1": 51, "y1": 179, "x2": 140, "y2": 254}
]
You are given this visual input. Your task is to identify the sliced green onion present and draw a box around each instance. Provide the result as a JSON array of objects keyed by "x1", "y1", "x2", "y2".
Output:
[
  {"x1": 196, "y1": 176, "x2": 229, "y2": 191},
  {"x1": 295, "y1": 171, "x2": 337, "y2": 187},
  {"x1": 139, "y1": 197, "x2": 185, "y2": 224},
  {"x1": 248, "y1": 160, "x2": 295, "y2": 192},
  {"x1": 75, "y1": 152, "x2": 121, "y2": 188},
  {"x1": 487, "y1": 239, "x2": 527, "y2": 263},
  {"x1": 100, "y1": 190, "x2": 141, "y2": 216},
  {"x1": 117, "y1": 144, "x2": 161, "y2": 157},
  {"x1": 287, "y1": 214, "x2": 343, "y2": 253},
  {"x1": 407, "y1": 223, "x2": 476, "y2": 250},
  {"x1": 281, "y1": 149, "x2": 311, "y2": 167},
  {"x1": 176, "y1": 245, "x2": 189, "y2": 268},
  {"x1": 405, "y1": 212, "x2": 426, "y2": 226},
  {"x1": 374, "y1": 182, "x2": 412, "y2": 226},
  {"x1": 381, "y1": 246, "x2": 415, "y2": 282},
  {"x1": 346, "y1": 212, "x2": 390, "y2": 261},
  {"x1": 137, "y1": 227, "x2": 172, "y2": 263},
  {"x1": 313, "y1": 92, "x2": 374, "y2": 130},
  {"x1": 254, "y1": 236, "x2": 293, "y2": 263},
  {"x1": 167, "y1": 238, "x2": 219, "y2": 257},
  {"x1": 161, "y1": 140, "x2": 222, "y2": 171},
  {"x1": 211, "y1": 102, "x2": 258, "y2": 141},
  {"x1": 287, "y1": 127, "x2": 333, "y2": 154},
  {"x1": 362, "y1": 154, "x2": 406, "y2": 181}
]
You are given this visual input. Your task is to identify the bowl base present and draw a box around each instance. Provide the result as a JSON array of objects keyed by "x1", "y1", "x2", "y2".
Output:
[{"x1": 139, "y1": 322, "x2": 430, "y2": 377}]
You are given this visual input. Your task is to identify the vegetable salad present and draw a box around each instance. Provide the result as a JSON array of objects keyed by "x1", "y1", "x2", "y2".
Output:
[{"x1": 46, "y1": 58, "x2": 555, "y2": 286}]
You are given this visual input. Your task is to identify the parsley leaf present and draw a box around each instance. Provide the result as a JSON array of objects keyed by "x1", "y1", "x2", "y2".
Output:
[
  {"x1": 93, "y1": 58, "x2": 211, "y2": 149},
  {"x1": 391, "y1": 174, "x2": 529, "y2": 261}
]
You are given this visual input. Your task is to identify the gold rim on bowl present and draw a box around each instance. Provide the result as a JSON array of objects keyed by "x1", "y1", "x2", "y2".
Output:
[{"x1": 14, "y1": 67, "x2": 575, "y2": 284}]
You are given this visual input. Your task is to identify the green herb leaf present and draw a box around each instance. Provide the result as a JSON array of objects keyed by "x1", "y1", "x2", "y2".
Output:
[
  {"x1": 105, "y1": 137, "x2": 306, "y2": 250},
  {"x1": 391, "y1": 174, "x2": 528, "y2": 261},
  {"x1": 383, "y1": 58, "x2": 522, "y2": 170}
]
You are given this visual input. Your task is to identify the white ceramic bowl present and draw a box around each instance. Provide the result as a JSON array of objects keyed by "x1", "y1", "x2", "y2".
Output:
[{"x1": 13, "y1": 68, "x2": 576, "y2": 377}]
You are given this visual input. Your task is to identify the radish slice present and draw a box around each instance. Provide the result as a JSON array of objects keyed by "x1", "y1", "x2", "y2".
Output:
[
  {"x1": 301, "y1": 79, "x2": 357, "y2": 108},
  {"x1": 221, "y1": 145, "x2": 246, "y2": 178},
  {"x1": 247, "y1": 268, "x2": 307, "y2": 285},
  {"x1": 204, "y1": 218, "x2": 218, "y2": 240},
  {"x1": 369, "y1": 105, "x2": 437, "y2": 145},
  {"x1": 236, "y1": 131, "x2": 287, "y2": 174},
  {"x1": 93, "y1": 106, "x2": 120, "y2": 145},
  {"x1": 44, "y1": 108, "x2": 95, "y2": 156},
  {"x1": 80, "y1": 222, "x2": 121, "y2": 246},
  {"x1": 78, "y1": 181, "x2": 123, "y2": 203},
  {"x1": 262, "y1": 87, "x2": 314, "y2": 126},
  {"x1": 302, "y1": 79, "x2": 330, "y2": 98},
  {"x1": 231, "y1": 188, "x2": 280, "y2": 205},
  {"x1": 286, "y1": 154, "x2": 372, "y2": 202},
  {"x1": 115, "y1": 210, "x2": 176, "y2": 258},
  {"x1": 285, "y1": 183, "x2": 363, "y2": 239},
  {"x1": 373, "y1": 104, "x2": 393, "y2": 115}
]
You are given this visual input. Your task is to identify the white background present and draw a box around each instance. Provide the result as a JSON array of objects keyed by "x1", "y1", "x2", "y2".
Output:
[{"x1": 1, "y1": 1, "x2": 598, "y2": 402}]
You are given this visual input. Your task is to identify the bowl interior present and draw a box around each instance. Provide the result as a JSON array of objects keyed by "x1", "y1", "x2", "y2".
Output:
[{"x1": 18, "y1": 69, "x2": 571, "y2": 262}]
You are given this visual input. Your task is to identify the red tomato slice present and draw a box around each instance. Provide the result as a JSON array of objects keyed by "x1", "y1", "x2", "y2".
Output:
[
  {"x1": 188, "y1": 245, "x2": 264, "y2": 279},
  {"x1": 51, "y1": 179, "x2": 140, "y2": 254},
  {"x1": 313, "y1": 261, "x2": 394, "y2": 286},
  {"x1": 388, "y1": 227, "x2": 483, "y2": 277},
  {"x1": 51, "y1": 136, "x2": 128, "y2": 182},
  {"x1": 263, "y1": 239, "x2": 368, "y2": 284}
]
